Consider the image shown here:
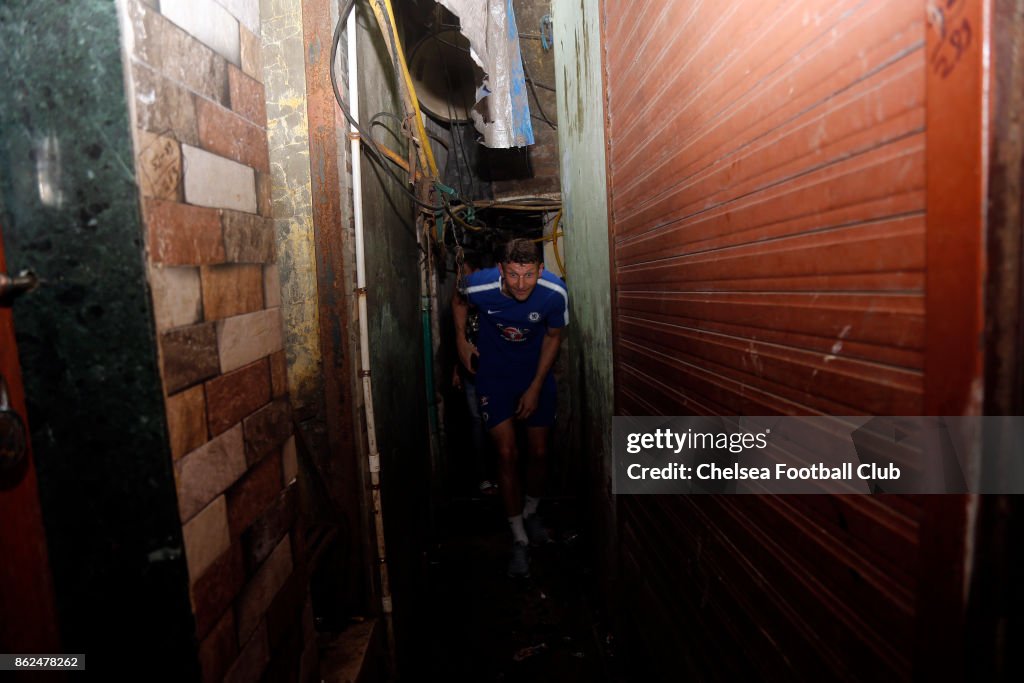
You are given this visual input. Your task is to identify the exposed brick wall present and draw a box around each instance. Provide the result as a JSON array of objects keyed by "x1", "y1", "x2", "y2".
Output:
[{"x1": 124, "y1": 1, "x2": 314, "y2": 680}]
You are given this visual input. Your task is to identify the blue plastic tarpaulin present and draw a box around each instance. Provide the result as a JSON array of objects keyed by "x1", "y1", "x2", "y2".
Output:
[{"x1": 436, "y1": 0, "x2": 535, "y2": 148}]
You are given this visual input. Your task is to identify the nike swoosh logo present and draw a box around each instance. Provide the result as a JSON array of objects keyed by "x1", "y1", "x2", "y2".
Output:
[{"x1": 487, "y1": 309, "x2": 501, "y2": 314}]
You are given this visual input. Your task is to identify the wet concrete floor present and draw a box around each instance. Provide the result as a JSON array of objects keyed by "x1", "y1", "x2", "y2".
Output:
[{"x1": 419, "y1": 495, "x2": 627, "y2": 682}]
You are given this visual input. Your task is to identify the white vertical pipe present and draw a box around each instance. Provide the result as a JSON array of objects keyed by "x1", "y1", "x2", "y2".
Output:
[{"x1": 347, "y1": 5, "x2": 393, "y2": 620}]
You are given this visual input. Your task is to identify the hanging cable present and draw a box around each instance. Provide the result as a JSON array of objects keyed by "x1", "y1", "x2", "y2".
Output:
[
  {"x1": 521, "y1": 57, "x2": 557, "y2": 130},
  {"x1": 425, "y1": 2, "x2": 470, "y2": 198},
  {"x1": 433, "y1": 28, "x2": 469, "y2": 200},
  {"x1": 434, "y1": 23, "x2": 477, "y2": 202},
  {"x1": 370, "y1": 111, "x2": 450, "y2": 153},
  {"x1": 333, "y1": 1, "x2": 566, "y2": 247},
  {"x1": 370, "y1": 0, "x2": 440, "y2": 178},
  {"x1": 330, "y1": 1, "x2": 438, "y2": 210}
]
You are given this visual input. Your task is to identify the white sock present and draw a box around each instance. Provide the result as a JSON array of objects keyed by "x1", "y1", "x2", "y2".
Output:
[
  {"x1": 508, "y1": 514, "x2": 528, "y2": 545},
  {"x1": 523, "y1": 495, "x2": 540, "y2": 519}
]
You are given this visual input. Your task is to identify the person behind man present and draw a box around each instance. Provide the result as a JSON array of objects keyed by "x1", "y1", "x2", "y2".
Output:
[
  {"x1": 451, "y1": 251, "x2": 497, "y2": 495},
  {"x1": 452, "y1": 237, "x2": 568, "y2": 577}
]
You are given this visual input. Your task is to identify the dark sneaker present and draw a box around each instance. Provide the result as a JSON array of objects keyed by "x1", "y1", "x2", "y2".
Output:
[
  {"x1": 507, "y1": 541, "x2": 530, "y2": 578},
  {"x1": 523, "y1": 513, "x2": 552, "y2": 546}
]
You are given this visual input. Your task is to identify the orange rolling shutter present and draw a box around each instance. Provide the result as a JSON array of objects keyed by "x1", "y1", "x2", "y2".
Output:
[{"x1": 601, "y1": 0, "x2": 985, "y2": 678}]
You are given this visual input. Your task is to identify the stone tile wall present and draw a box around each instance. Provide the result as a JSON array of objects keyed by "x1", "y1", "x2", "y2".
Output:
[{"x1": 123, "y1": 1, "x2": 315, "y2": 680}]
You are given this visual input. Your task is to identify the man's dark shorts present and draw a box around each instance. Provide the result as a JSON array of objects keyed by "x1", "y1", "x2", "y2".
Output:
[{"x1": 476, "y1": 373, "x2": 557, "y2": 429}]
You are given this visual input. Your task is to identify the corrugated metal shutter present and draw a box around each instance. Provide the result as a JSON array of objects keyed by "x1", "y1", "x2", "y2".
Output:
[
  {"x1": 599, "y1": 1, "x2": 972, "y2": 679},
  {"x1": 608, "y1": 0, "x2": 926, "y2": 417}
]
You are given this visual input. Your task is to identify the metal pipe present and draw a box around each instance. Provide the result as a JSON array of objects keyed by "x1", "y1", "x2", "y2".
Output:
[
  {"x1": 419, "y1": 217, "x2": 445, "y2": 500},
  {"x1": 427, "y1": 221, "x2": 445, "y2": 470},
  {"x1": 348, "y1": 7, "x2": 396, "y2": 670}
]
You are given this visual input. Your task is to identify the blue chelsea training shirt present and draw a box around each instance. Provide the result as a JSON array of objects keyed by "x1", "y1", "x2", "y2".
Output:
[{"x1": 463, "y1": 266, "x2": 568, "y2": 384}]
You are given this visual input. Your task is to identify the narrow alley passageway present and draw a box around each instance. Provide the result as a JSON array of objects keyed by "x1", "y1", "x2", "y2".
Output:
[{"x1": 3, "y1": 0, "x2": 1024, "y2": 681}]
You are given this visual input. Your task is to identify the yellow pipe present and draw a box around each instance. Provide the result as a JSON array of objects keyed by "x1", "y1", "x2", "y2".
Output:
[
  {"x1": 366, "y1": 2, "x2": 427, "y2": 175},
  {"x1": 527, "y1": 213, "x2": 566, "y2": 277},
  {"x1": 551, "y1": 211, "x2": 565, "y2": 279},
  {"x1": 375, "y1": 142, "x2": 425, "y2": 181},
  {"x1": 372, "y1": 0, "x2": 439, "y2": 179}
]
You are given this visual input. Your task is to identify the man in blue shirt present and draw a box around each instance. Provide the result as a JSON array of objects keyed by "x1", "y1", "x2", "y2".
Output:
[{"x1": 453, "y1": 238, "x2": 568, "y2": 577}]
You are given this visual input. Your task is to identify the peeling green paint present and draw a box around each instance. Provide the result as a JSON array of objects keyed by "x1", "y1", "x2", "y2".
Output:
[{"x1": 553, "y1": 0, "x2": 616, "y2": 581}]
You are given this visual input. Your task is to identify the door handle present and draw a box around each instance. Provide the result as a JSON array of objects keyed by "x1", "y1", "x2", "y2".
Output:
[{"x1": 0, "y1": 270, "x2": 39, "y2": 305}]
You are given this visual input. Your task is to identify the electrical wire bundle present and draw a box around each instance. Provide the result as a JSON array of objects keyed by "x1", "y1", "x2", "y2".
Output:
[{"x1": 329, "y1": 0, "x2": 566, "y2": 278}]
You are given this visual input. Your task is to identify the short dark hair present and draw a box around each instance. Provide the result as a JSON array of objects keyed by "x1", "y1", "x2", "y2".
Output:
[
  {"x1": 500, "y1": 237, "x2": 542, "y2": 265},
  {"x1": 461, "y1": 250, "x2": 484, "y2": 270}
]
